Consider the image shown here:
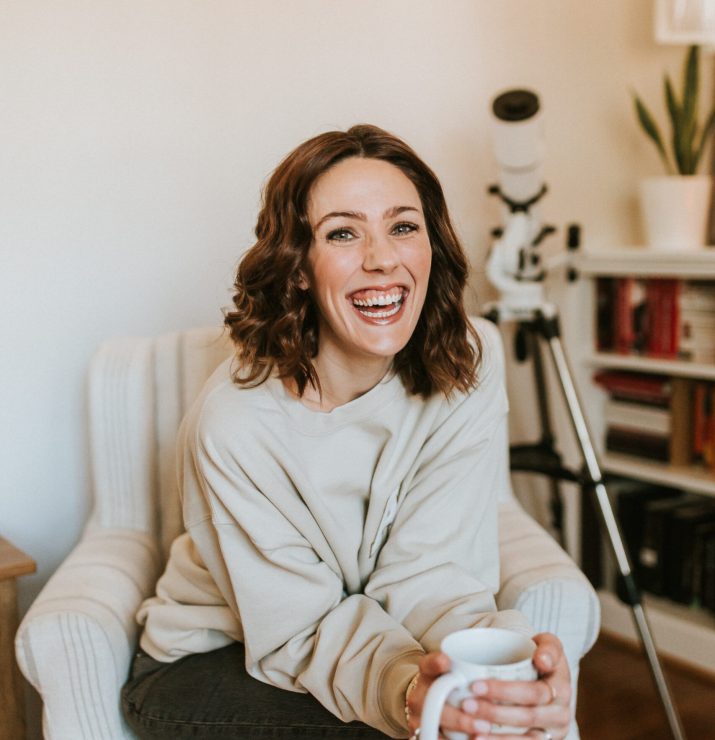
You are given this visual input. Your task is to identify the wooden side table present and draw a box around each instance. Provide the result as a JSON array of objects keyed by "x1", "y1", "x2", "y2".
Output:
[{"x1": 0, "y1": 537, "x2": 36, "y2": 740}]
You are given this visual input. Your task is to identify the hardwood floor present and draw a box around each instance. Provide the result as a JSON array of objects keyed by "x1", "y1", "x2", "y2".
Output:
[{"x1": 576, "y1": 634, "x2": 715, "y2": 739}]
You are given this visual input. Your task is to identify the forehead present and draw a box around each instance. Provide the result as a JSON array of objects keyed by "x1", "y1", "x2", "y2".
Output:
[{"x1": 308, "y1": 157, "x2": 422, "y2": 219}]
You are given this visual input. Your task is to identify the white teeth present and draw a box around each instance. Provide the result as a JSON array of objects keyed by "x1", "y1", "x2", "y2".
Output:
[
  {"x1": 351, "y1": 289, "x2": 404, "y2": 308},
  {"x1": 356, "y1": 302, "x2": 402, "y2": 319}
]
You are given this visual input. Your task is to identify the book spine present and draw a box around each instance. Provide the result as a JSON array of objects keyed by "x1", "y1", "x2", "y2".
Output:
[
  {"x1": 615, "y1": 278, "x2": 634, "y2": 354},
  {"x1": 669, "y1": 378, "x2": 693, "y2": 466},
  {"x1": 596, "y1": 277, "x2": 616, "y2": 352},
  {"x1": 605, "y1": 428, "x2": 670, "y2": 462},
  {"x1": 646, "y1": 279, "x2": 662, "y2": 355}
]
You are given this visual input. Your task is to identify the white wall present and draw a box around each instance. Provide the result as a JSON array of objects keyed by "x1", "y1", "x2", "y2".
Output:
[{"x1": 1, "y1": 0, "x2": 703, "y2": 632}]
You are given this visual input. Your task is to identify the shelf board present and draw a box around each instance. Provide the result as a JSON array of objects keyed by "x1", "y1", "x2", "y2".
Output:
[
  {"x1": 598, "y1": 590, "x2": 715, "y2": 676},
  {"x1": 602, "y1": 453, "x2": 715, "y2": 497},
  {"x1": 585, "y1": 352, "x2": 715, "y2": 379},
  {"x1": 576, "y1": 248, "x2": 715, "y2": 278}
]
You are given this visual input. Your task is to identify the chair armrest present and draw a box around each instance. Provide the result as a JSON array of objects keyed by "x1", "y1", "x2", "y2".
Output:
[
  {"x1": 15, "y1": 527, "x2": 160, "y2": 740},
  {"x1": 496, "y1": 501, "x2": 600, "y2": 658}
]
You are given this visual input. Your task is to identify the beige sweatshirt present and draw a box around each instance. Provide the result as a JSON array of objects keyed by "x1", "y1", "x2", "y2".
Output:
[{"x1": 137, "y1": 320, "x2": 532, "y2": 737}]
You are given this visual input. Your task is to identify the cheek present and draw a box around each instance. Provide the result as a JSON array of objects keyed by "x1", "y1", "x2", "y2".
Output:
[
  {"x1": 412, "y1": 247, "x2": 432, "y2": 295},
  {"x1": 308, "y1": 252, "x2": 353, "y2": 303}
]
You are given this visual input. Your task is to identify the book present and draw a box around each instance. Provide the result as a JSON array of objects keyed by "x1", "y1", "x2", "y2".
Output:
[
  {"x1": 605, "y1": 427, "x2": 670, "y2": 462},
  {"x1": 593, "y1": 371, "x2": 671, "y2": 407},
  {"x1": 604, "y1": 399, "x2": 670, "y2": 435},
  {"x1": 691, "y1": 522, "x2": 715, "y2": 610},
  {"x1": 658, "y1": 279, "x2": 680, "y2": 357},
  {"x1": 665, "y1": 502, "x2": 715, "y2": 605},
  {"x1": 615, "y1": 278, "x2": 636, "y2": 354},
  {"x1": 615, "y1": 482, "x2": 682, "y2": 603},
  {"x1": 705, "y1": 385, "x2": 715, "y2": 468},
  {"x1": 596, "y1": 277, "x2": 617, "y2": 351},
  {"x1": 703, "y1": 533, "x2": 715, "y2": 612},
  {"x1": 679, "y1": 281, "x2": 715, "y2": 312},
  {"x1": 639, "y1": 495, "x2": 702, "y2": 595},
  {"x1": 670, "y1": 377, "x2": 694, "y2": 466}
]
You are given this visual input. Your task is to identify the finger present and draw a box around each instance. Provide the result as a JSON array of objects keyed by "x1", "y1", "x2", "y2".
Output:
[
  {"x1": 473, "y1": 733, "x2": 556, "y2": 740},
  {"x1": 469, "y1": 677, "x2": 571, "y2": 707},
  {"x1": 418, "y1": 651, "x2": 451, "y2": 677},
  {"x1": 466, "y1": 698, "x2": 569, "y2": 732},
  {"x1": 531, "y1": 633, "x2": 563, "y2": 675},
  {"x1": 438, "y1": 702, "x2": 492, "y2": 737}
]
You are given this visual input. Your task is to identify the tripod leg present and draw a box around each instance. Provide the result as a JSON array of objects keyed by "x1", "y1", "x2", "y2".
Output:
[
  {"x1": 539, "y1": 314, "x2": 687, "y2": 740},
  {"x1": 523, "y1": 325, "x2": 565, "y2": 544}
]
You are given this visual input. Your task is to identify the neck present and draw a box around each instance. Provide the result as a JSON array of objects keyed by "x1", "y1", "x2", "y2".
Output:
[{"x1": 289, "y1": 347, "x2": 393, "y2": 413}]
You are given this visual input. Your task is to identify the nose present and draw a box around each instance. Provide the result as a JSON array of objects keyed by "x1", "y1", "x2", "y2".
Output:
[{"x1": 362, "y1": 231, "x2": 399, "y2": 273}]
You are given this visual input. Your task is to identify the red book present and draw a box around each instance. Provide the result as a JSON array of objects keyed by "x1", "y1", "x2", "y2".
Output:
[
  {"x1": 593, "y1": 371, "x2": 671, "y2": 406},
  {"x1": 646, "y1": 279, "x2": 663, "y2": 355},
  {"x1": 659, "y1": 280, "x2": 680, "y2": 357},
  {"x1": 615, "y1": 278, "x2": 634, "y2": 353}
]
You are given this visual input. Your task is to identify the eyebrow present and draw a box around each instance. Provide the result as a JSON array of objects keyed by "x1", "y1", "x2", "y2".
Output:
[{"x1": 314, "y1": 205, "x2": 420, "y2": 230}]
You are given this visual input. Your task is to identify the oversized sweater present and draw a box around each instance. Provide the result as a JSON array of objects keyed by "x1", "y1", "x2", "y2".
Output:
[{"x1": 137, "y1": 320, "x2": 532, "y2": 737}]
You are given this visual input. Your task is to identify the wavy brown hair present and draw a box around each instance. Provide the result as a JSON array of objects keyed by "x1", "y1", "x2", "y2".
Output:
[{"x1": 224, "y1": 124, "x2": 481, "y2": 398}]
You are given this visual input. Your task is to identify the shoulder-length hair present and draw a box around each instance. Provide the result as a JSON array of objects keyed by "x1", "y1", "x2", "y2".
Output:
[{"x1": 224, "y1": 124, "x2": 481, "y2": 398}]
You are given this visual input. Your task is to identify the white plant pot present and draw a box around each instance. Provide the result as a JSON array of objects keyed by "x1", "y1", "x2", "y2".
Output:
[{"x1": 639, "y1": 175, "x2": 713, "y2": 250}]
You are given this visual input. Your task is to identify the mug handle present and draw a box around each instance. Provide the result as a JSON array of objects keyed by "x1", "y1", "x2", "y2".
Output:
[{"x1": 419, "y1": 671, "x2": 465, "y2": 740}]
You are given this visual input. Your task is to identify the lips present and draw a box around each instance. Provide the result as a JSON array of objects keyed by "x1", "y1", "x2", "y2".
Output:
[{"x1": 347, "y1": 285, "x2": 408, "y2": 323}]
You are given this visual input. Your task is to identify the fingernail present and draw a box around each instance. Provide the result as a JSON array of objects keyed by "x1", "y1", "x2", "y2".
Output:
[
  {"x1": 461, "y1": 698, "x2": 478, "y2": 713},
  {"x1": 473, "y1": 719, "x2": 491, "y2": 733},
  {"x1": 471, "y1": 680, "x2": 488, "y2": 696},
  {"x1": 540, "y1": 653, "x2": 553, "y2": 670}
]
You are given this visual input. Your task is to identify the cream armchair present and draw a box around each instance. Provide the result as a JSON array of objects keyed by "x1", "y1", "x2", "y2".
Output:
[{"x1": 16, "y1": 319, "x2": 599, "y2": 740}]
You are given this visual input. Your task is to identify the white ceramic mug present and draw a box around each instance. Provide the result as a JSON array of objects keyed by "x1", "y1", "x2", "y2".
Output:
[{"x1": 419, "y1": 628, "x2": 537, "y2": 740}]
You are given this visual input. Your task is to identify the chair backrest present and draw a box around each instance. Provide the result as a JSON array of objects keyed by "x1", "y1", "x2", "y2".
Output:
[
  {"x1": 153, "y1": 328, "x2": 234, "y2": 558},
  {"x1": 87, "y1": 317, "x2": 513, "y2": 563},
  {"x1": 88, "y1": 326, "x2": 233, "y2": 562}
]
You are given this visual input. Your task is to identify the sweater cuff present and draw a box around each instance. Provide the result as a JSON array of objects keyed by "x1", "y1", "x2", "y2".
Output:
[{"x1": 377, "y1": 649, "x2": 424, "y2": 738}]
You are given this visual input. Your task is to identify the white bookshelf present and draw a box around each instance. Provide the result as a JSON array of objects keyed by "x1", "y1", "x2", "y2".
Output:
[
  {"x1": 602, "y1": 453, "x2": 715, "y2": 498},
  {"x1": 576, "y1": 247, "x2": 715, "y2": 278},
  {"x1": 586, "y1": 352, "x2": 715, "y2": 380},
  {"x1": 598, "y1": 590, "x2": 715, "y2": 675},
  {"x1": 574, "y1": 248, "x2": 715, "y2": 675}
]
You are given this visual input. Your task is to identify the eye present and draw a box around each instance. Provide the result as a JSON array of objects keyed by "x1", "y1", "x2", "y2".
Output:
[
  {"x1": 326, "y1": 227, "x2": 356, "y2": 243},
  {"x1": 392, "y1": 221, "x2": 419, "y2": 236}
]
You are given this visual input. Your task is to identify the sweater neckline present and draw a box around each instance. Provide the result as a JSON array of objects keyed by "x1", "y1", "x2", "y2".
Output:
[{"x1": 266, "y1": 368, "x2": 404, "y2": 434}]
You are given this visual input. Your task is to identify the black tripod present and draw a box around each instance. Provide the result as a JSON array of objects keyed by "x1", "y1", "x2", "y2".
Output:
[{"x1": 485, "y1": 302, "x2": 687, "y2": 740}]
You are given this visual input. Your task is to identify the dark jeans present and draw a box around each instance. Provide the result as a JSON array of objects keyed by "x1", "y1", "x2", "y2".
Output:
[{"x1": 121, "y1": 642, "x2": 390, "y2": 739}]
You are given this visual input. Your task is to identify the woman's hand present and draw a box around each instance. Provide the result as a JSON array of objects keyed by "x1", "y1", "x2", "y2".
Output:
[
  {"x1": 406, "y1": 651, "x2": 496, "y2": 740},
  {"x1": 405, "y1": 633, "x2": 571, "y2": 740},
  {"x1": 460, "y1": 632, "x2": 572, "y2": 740}
]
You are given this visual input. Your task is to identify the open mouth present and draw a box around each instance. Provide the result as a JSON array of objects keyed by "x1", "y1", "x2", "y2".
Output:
[{"x1": 348, "y1": 286, "x2": 408, "y2": 322}]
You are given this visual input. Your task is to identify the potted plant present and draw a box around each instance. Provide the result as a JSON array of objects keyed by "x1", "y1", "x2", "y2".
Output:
[{"x1": 633, "y1": 44, "x2": 715, "y2": 249}]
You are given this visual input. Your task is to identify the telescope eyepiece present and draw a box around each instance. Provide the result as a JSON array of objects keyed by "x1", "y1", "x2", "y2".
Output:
[{"x1": 492, "y1": 89, "x2": 539, "y2": 122}]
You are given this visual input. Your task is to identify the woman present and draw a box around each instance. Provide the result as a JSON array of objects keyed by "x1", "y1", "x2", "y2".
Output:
[{"x1": 122, "y1": 125, "x2": 572, "y2": 740}]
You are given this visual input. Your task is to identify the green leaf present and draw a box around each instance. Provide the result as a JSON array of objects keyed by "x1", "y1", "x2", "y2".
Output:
[
  {"x1": 665, "y1": 75, "x2": 687, "y2": 173},
  {"x1": 633, "y1": 94, "x2": 673, "y2": 173},
  {"x1": 683, "y1": 45, "x2": 699, "y2": 124},
  {"x1": 682, "y1": 46, "x2": 700, "y2": 173},
  {"x1": 694, "y1": 105, "x2": 715, "y2": 172}
]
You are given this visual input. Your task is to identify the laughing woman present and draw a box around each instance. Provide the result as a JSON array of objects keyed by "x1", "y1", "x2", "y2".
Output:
[{"x1": 121, "y1": 125, "x2": 572, "y2": 740}]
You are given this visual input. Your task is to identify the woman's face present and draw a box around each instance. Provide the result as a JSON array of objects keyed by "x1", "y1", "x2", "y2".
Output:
[{"x1": 303, "y1": 157, "x2": 432, "y2": 364}]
